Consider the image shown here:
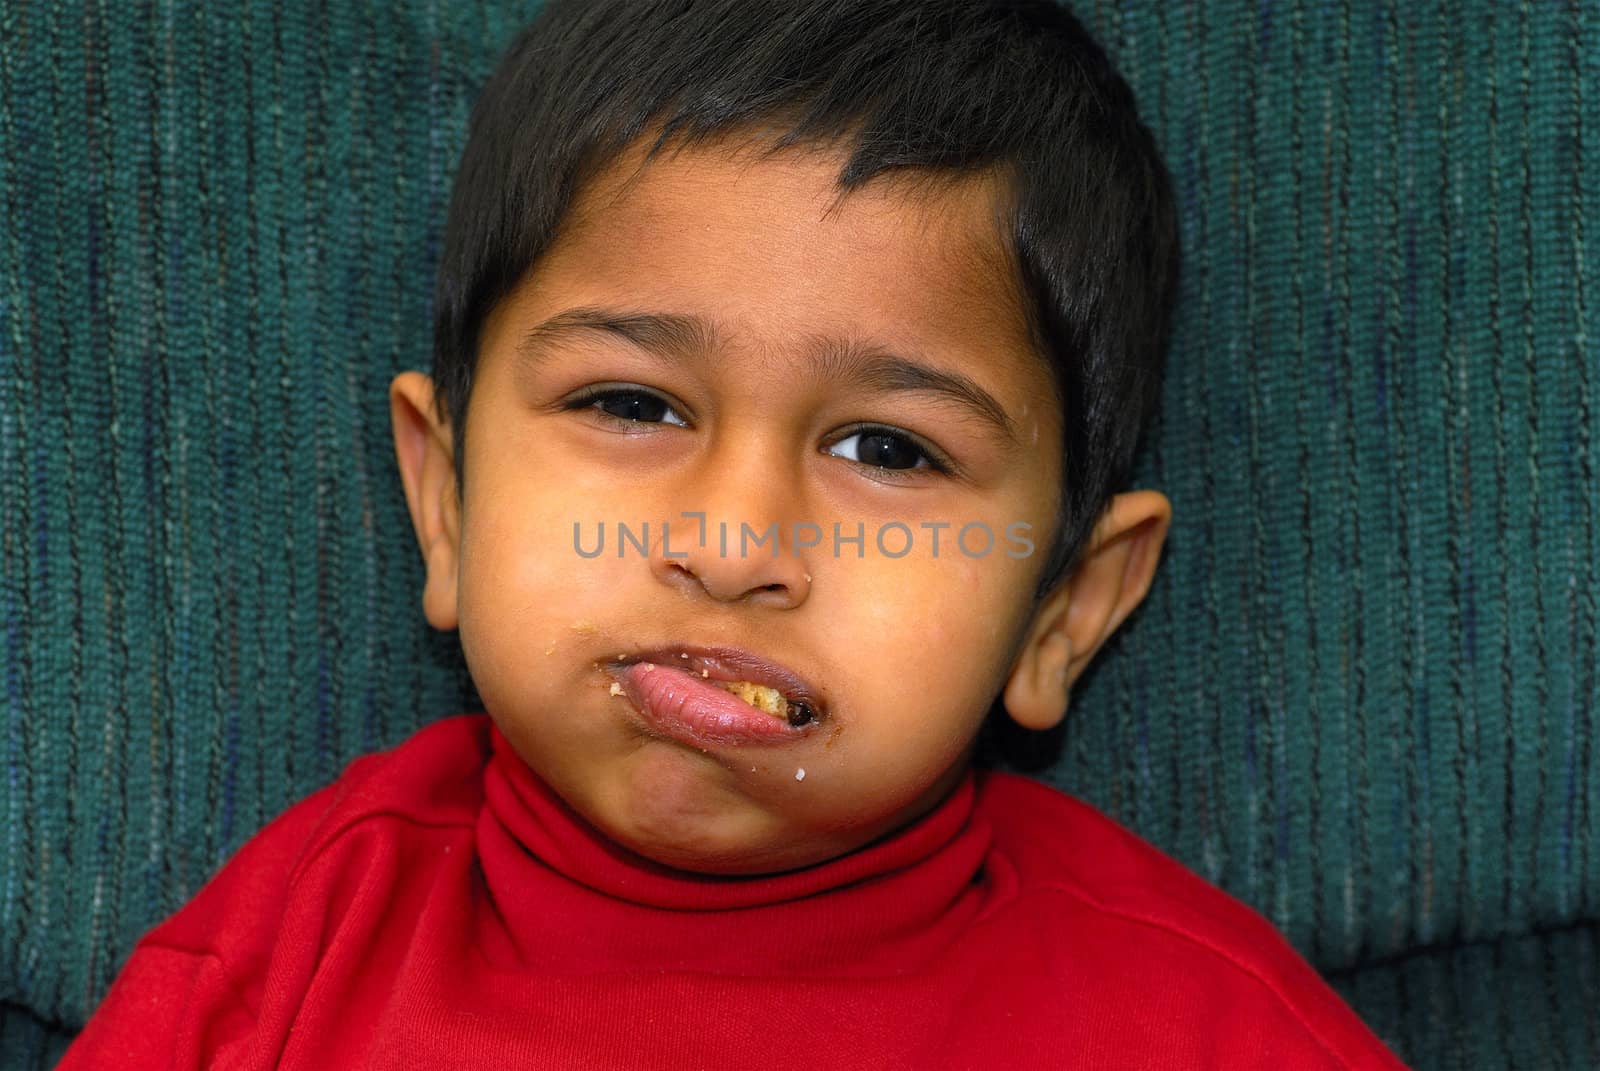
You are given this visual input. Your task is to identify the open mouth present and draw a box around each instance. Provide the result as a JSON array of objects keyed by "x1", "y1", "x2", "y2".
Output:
[
  {"x1": 712, "y1": 680, "x2": 817, "y2": 727},
  {"x1": 603, "y1": 644, "x2": 828, "y2": 743}
]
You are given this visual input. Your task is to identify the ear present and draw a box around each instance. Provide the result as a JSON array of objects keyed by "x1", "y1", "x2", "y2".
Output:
[
  {"x1": 1001, "y1": 490, "x2": 1171, "y2": 730},
  {"x1": 389, "y1": 371, "x2": 461, "y2": 631}
]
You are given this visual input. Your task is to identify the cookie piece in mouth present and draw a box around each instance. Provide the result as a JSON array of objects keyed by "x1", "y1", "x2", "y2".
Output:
[{"x1": 716, "y1": 680, "x2": 817, "y2": 728}]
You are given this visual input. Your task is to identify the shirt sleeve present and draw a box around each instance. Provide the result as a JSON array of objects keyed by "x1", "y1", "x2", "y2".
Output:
[
  {"x1": 55, "y1": 944, "x2": 256, "y2": 1070},
  {"x1": 55, "y1": 775, "x2": 354, "y2": 1070}
]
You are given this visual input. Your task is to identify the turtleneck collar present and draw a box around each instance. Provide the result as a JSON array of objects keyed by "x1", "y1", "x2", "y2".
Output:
[{"x1": 474, "y1": 719, "x2": 997, "y2": 974}]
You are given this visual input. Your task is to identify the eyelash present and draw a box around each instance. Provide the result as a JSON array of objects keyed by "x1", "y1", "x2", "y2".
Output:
[{"x1": 560, "y1": 386, "x2": 954, "y2": 479}]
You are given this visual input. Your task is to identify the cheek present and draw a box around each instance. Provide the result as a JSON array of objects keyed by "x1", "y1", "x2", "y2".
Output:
[
  {"x1": 460, "y1": 478, "x2": 610, "y2": 597},
  {"x1": 454, "y1": 485, "x2": 619, "y2": 688},
  {"x1": 842, "y1": 554, "x2": 1027, "y2": 721},
  {"x1": 891, "y1": 552, "x2": 1016, "y2": 628}
]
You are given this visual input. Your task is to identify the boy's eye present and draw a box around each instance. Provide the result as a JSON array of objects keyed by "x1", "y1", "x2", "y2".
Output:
[
  {"x1": 565, "y1": 387, "x2": 689, "y2": 427},
  {"x1": 563, "y1": 389, "x2": 949, "y2": 478},
  {"x1": 825, "y1": 427, "x2": 946, "y2": 475}
]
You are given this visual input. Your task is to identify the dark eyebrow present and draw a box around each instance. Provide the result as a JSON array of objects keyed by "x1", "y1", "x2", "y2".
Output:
[{"x1": 517, "y1": 306, "x2": 1021, "y2": 447}]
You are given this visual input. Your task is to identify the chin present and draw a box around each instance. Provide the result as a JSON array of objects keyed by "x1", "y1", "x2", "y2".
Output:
[
  {"x1": 630, "y1": 837, "x2": 828, "y2": 878},
  {"x1": 610, "y1": 807, "x2": 789, "y2": 876}
]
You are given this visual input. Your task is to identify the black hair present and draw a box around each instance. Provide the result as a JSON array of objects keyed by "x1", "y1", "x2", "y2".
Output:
[{"x1": 432, "y1": 0, "x2": 1179, "y2": 603}]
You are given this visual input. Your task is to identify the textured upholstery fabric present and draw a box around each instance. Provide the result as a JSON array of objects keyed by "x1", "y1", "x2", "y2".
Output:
[
  {"x1": 1, "y1": 2, "x2": 1595, "y2": 1068},
  {"x1": 1326, "y1": 921, "x2": 1600, "y2": 1070}
]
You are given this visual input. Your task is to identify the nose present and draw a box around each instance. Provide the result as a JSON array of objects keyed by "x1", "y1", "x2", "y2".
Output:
[
  {"x1": 646, "y1": 436, "x2": 816, "y2": 608},
  {"x1": 653, "y1": 548, "x2": 811, "y2": 607},
  {"x1": 649, "y1": 511, "x2": 814, "y2": 608}
]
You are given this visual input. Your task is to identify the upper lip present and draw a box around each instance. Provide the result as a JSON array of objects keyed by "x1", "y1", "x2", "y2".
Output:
[{"x1": 609, "y1": 644, "x2": 828, "y2": 721}]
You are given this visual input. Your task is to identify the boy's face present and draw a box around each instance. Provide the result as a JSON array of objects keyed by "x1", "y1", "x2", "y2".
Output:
[{"x1": 399, "y1": 135, "x2": 1102, "y2": 875}]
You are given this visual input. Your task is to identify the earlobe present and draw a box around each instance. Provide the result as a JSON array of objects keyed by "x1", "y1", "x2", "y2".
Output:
[
  {"x1": 1001, "y1": 490, "x2": 1171, "y2": 732},
  {"x1": 389, "y1": 371, "x2": 461, "y2": 631},
  {"x1": 1001, "y1": 598, "x2": 1076, "y2": 731}
]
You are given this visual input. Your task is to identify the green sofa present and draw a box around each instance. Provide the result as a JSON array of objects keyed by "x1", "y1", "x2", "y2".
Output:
[{"x1": 3, "y1": 2, "x2": 1595, "y2": 1067}]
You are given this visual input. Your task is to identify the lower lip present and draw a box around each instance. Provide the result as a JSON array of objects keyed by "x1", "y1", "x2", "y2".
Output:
[{"x1": 614, "y1": 662, "x2": 813, "y2": 748}]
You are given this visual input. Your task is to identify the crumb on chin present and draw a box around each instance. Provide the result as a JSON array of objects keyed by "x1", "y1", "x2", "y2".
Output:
[
  {"x1": 795, "y1": 768, "x2": 806, "y2": 782},
  {"x1": 608, "y1": 682, "x2": 623, "y2": 696}
]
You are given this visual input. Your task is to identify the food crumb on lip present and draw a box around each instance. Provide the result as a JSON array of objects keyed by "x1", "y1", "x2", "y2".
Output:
[
  {"x1": 608, "y1": 682, "x2": 623, "y2": 696},
  {"x1": 795, "y1": 768, "x2": 806, "y2": 782},
  {"x1": 700, "y1": 668, "x2": 709, "y2": 677}
]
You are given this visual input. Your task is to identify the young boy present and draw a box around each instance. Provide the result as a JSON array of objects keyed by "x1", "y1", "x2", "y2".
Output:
[{"x1": 61, "y1": 1, "x2": 1408, "y2": 1067}]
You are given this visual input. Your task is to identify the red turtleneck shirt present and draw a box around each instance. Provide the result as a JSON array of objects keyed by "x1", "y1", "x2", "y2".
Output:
[{"x1": 59, "y1": 713, "x2": 1407, "y2": 1069}]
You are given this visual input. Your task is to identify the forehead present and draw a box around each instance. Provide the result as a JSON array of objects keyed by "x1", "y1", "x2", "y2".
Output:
[{"x1": 520, "y1": 132, "x2": 1054, "y2": 409}]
